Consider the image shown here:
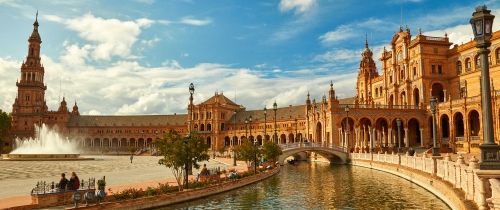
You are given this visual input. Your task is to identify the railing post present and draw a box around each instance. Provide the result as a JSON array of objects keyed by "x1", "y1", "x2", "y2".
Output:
[{"x1": 466, "y1": 156, "x2": 479, "y2": 200}]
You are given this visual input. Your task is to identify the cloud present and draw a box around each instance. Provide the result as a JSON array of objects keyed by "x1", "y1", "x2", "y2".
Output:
[
  {"x1": 179, "y1": 17, "x2": 212, "y2": 26},
  {"x1": 319, "y1": 25, "x2": 356, "y2": 45},
  {"x1": 0, "y1": 51, "x2": 358, "y2": 115},
  {"x1": 279, "y1": 0, "x2": 317, "y2": 15},
  {"x1": 423, "y1": 9, "x2": 500, "y2": 46},
  {"x1": 319, "y1": 18, "x2": 397, "y2": 45},
  {"x1": 134, "y1": 0, "x2": 154, "y2": 4},
  {"x1": 313, "y1": 48, "x2": 361, "y2": 63},
  {"x1": 0, "y1": 57, "x2": 21, "y2": 112},
  {"x1": 45, "y1": 13, "x2": 154, "y2": 61}
]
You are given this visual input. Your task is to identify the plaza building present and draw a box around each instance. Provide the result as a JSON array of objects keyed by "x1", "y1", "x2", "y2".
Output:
[{"x1": 7, "y1": 15, "x2": 500, "y2": 155}]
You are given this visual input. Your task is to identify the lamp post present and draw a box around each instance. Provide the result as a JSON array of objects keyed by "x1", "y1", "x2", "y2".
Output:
[
  {"x1": 189, "y1": 83, "x2": 194, "y2": 135},
  {"x1": 249, "y1": 115, "x2": 253, "y2": 141},
  {"x1": 295, "y1": 118, "x2": 298, "y2": 144},
  {"x1": 430, "y1": 97, "x2": 440, "y2": 156},
  {"x1": 264, "y1": 107, "x2": 267, "y2": 143},
  {"x1": 245, "y1": 118, "x2": 248, "y2": 141},
  {"x1": 186, "y1": 83, "x2": 195, "y2": 183},
  {"x1": 345, "y1": 105, "x2": 350, "y2": 152},
  {"x1": 396, "y1": 118, "x2": 402, "y2": 153},
  {"x1": 248, "y1": 115, "x2": 256, "y2": 174},
  {"x1": 273, "y1": 101, "x2": 278, "y2": 144},
  {"x1": 470, "y1": 6, "x2": 500, "y2": 169},
  {"x1": 233, "y1": 110, "x2": 237, "y2": 166},
  {"x1": 183, "y1": 138, "x2": 189, "y2": 189}
]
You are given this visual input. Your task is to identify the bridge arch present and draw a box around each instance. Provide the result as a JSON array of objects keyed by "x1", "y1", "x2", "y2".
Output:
[{"x1": 278, "y1": 145, "x2": 348, "y2": 165}]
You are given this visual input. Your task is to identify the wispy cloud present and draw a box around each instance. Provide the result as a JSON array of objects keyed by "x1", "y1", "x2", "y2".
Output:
[
  {"x1": 279, "y1": 0, "x2": 317, "y2": 15},
  {"x1": 179, "y1": 16, "x2": 212, "y2": 26},
  {"x1": 319, "y1": 18, "x2": 397, "y2": 46},
  {"x1": 270, "y1": 0, "x2": 319, "y2": 42}
]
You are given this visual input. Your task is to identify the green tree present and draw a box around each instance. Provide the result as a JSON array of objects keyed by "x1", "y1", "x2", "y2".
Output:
[
  {"x1": 234, "y1": 140, "x2": 261, "y2": 173},
  {"x1": 156, "y1": 131, "x2": 209, "y2": 191},
  {"x1": 261, "y1": 141, "x2": 283, "y2": 162},
  {"x1": 0, "y1": 109, "x2": 12, "y2": 153}
]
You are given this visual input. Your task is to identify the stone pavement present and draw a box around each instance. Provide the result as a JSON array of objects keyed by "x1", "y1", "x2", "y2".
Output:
[{"x1": 0, "y1": 155, "x2": 247, "y2": 209}]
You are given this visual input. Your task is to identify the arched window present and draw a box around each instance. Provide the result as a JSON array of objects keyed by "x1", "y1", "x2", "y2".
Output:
[
  {"x1": 456, "y1": 61, "x2": 462, "y2": 74},
  {"x1": 475, "y1": 55, "x2": 481, "y2": 69},
  {"x1": 496, "y1": 48, "x2": 500, "y2": 64},
  {"x1": 465, "y1": 58, "x2": 471, "y2": 71}
]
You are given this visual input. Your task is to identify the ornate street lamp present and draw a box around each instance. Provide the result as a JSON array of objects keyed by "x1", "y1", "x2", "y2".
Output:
[
  {"x1": 396, "y1": 118, "x2": 402, "y2": 153},
  {"x1": 273, "y1": 101, "x2": 278, "y2": 144},
  {"x1": 470, "y1": 6, "x2": 500, "y2": 169},
  {"x1": 188, "y1": 83, "x2": 195, "y2": 135},
  {"x1": 264, "y1": 107, "x2": 267, "y2": 143},
  {"x1": 345, "y1": 105, "x2": 350, "y2": 152},
  {"x1": 430, "y1": 97, "x2": 440, "y2": 156}
]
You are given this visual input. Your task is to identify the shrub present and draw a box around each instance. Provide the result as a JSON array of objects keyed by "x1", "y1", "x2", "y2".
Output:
[{"x1": 145, "y1": 187, "x2": 158, "y2": 197}]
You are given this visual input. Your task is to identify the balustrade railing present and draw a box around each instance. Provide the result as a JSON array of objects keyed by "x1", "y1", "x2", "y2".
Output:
[
  {"x1": 278, "y1": 142, "x2": 346, "y2": 152},
  {"x1": 351, "y1": 152, "x2": 499, "y2": 209},
  {"x1": 31, "y1": 178, "x2": 95, "y2": 195},
  {"x1": 340, "y1": 104, "x2": 422, "y2": 110}
]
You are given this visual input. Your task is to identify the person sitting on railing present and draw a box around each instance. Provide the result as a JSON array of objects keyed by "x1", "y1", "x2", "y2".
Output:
[{"x1": 58, "y1": 173, "x2": 68, "y2": 191}]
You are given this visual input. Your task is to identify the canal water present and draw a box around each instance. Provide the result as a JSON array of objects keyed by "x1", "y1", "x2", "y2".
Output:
[{"x1": 167, "y1": 162, "x2": 450, "y2": 209}]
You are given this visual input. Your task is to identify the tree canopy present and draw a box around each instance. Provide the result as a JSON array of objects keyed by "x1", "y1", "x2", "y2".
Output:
[
  {"x1": 0, "y1": 109, "x2": 11, "y2": 153},
  {"x1": 156, "y1": 131, "x2": 209, "y2": 191},
  {"x1": 234, "y1": 140, "x2": 260, "y2": 167},
  {"x1": 261, "y1": 141, "x2": 283, "y2": 162}
]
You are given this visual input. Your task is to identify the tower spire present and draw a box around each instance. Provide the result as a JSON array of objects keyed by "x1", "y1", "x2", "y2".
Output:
[{"x1": 365, "y1": 33, "x2": 368, "y2": 49}]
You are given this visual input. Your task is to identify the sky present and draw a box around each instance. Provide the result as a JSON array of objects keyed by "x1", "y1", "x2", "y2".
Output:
[{"x1": 0, "y1": 0, "x2": 499, "y2": 115}]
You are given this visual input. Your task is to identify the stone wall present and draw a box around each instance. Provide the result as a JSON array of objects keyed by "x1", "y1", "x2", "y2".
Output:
[
  {"x1": 351, "y1": 152, "x2": 500, "y2": 210},
  {"x1": 71, "y1": 166, "x2": 280, "y2": 210}
]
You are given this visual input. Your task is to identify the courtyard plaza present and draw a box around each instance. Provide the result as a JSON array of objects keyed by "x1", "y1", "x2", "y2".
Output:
[{"x1": 0, "y1": 155, "x2": 246, "y2": 209}]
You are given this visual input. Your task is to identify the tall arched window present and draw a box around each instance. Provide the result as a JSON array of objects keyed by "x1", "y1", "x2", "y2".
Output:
[
  {"x1": 456, "y1": 61, "x2": 462, "y2": 74},
  {"x1": 465, "y1": 58, "x2": 471, "y2": 71},
  {"x1": 475, "y1": 55, "x2": 481, "y2": 69},
  {"x1": 496, "y1": 48, "x2": 500, "y2": 64}
]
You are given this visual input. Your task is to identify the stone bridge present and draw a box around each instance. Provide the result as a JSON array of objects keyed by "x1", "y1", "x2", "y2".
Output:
[{"x1": 278, "y1": 142, "x2": 349, "y2": 164}]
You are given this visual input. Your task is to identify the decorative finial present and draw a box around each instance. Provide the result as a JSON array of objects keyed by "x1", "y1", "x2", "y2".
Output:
[
  {"x1": 444, "y1": 32, "x2": 448, "y2": 38},
  {"x1": 365, "y1": 33, "x2": 368, "y2": 48},
  {"x1": 330, "y1": 80, "x2": 333, "y2": 88},
  {"x1": 418, "y1": 28, "x2": 422, "y2": 35}
]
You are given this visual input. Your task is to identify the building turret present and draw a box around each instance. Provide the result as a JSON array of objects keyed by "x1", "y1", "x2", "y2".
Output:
[
  {"x1": 58, "y1": 97, "x2": 68, "y2": 113},
  {"x1": 356, "y1": 35, "x2": 378, "y2": 104},
  {"x1": 72, "y1": 101, "x2": 80, "y2": 115}
]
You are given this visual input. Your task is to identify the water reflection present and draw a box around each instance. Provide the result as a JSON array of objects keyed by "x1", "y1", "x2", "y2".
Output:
[{"x1": 166, "y1": 162, "x2": 450, "y2": 210}]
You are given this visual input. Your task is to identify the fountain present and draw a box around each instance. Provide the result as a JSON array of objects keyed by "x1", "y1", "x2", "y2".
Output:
[{"x1": 1, "y1": 124, "x2": 93, "y2": 161}]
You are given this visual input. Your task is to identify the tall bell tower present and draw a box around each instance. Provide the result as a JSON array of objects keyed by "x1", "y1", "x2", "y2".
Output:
[{"x1": 11, "y1": 12, "x2": 48, "y2": 139}]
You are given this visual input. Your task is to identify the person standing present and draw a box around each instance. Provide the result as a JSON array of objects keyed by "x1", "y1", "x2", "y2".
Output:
[
  {"x1": 130, "y1": 154, "x2": 134, "y2": 163},
  {"x1": 58, "y1": 173, "x2": 68, "y2": 190},
  {"x1": 69, "y1": 172, "x2": 80, "y2": 190}
]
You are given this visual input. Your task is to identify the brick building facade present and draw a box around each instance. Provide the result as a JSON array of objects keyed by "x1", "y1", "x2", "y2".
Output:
[{"x1": 8, "y1": 15, "x2": 500, "y2": 155}]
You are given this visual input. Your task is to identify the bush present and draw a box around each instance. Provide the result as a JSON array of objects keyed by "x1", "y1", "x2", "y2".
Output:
[
  {"x1": 157, "y1": 183, "x2": 177, "y2": 194},
  {"x1": 112, "y1": 188, "x2": 144, "y2": 201},
  {"x1": 145, "y1": 187, "x2": 158, "y2": 197}
]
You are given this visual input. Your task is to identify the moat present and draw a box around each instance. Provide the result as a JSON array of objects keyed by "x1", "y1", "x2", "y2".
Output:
[{"x1": 168, "y1": 161, "x2": 450, "y2": 209}]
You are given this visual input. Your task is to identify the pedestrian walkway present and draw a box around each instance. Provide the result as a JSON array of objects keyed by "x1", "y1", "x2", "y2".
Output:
[{"x1": 0, "y1": 156, "x2": 245, "y2": 209}]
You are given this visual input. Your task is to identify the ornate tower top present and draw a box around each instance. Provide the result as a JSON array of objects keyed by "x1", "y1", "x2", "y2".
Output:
[{"x1": 29, "y1": 11, "x2": 41, "y2": 43}]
